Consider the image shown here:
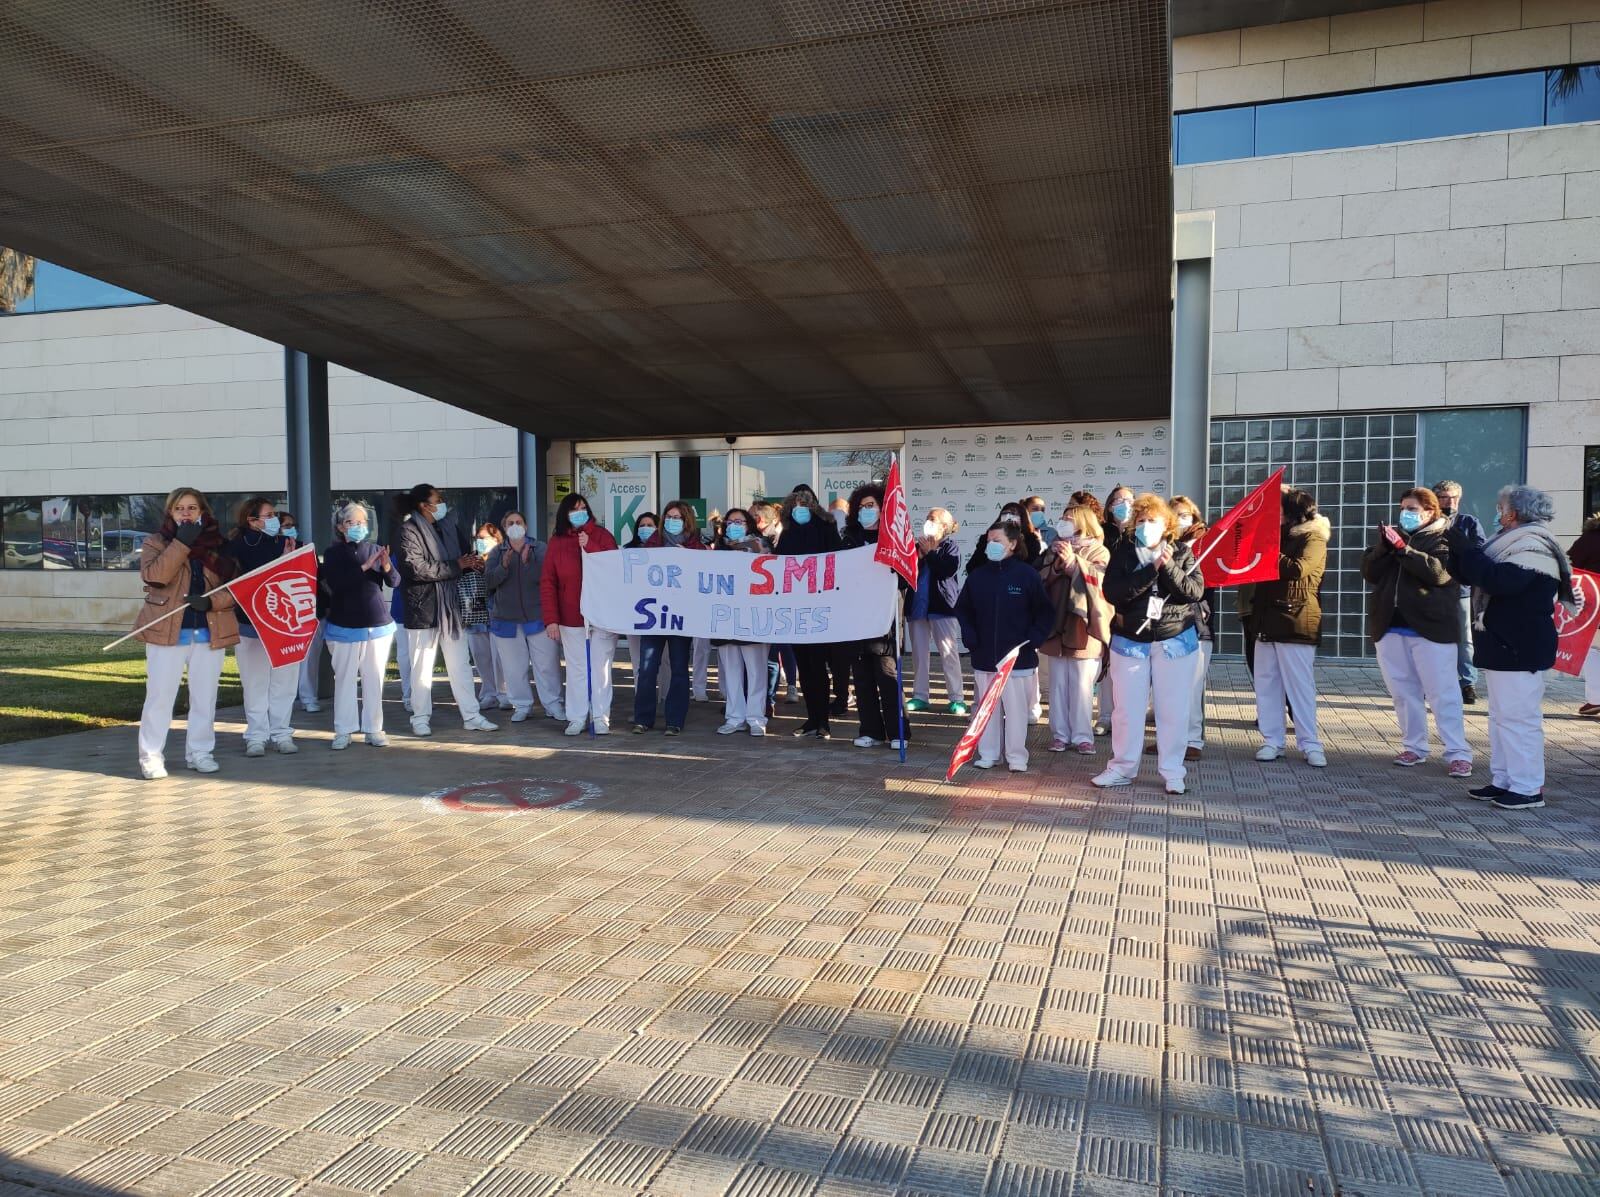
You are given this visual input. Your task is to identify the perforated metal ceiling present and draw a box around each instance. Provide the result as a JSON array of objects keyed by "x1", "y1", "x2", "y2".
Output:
[{"x1": 0, "y1": 1, "x2": 1172, "y2": 438}]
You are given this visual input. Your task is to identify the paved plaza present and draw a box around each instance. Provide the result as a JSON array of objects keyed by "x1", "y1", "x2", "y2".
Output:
[{"x1": 0, "y1": 661, "x2": 1597, "y2": 1197}]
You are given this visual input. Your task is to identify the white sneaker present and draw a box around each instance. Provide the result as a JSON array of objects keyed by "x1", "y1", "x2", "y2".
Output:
[
  {"x1": 1165, "y1": 779, "x2": 1186, "y2": 795},
  {"x1": 480, "y1": 697, "x2": 500, "y2": 711},
  {"x1": 749, "y1": 724, "x2": 766, "y2": 737},
  {"x1": 273, "y1": 738, "x2": 297, "y2": 755},
  {"x1": 565, "y1": 721, "x2": 585, "y2": 737},
  {"x1": 717, "y1": 721, "x2": 743, "y2": 735},
  {"x1": 592, "y1": 724, "x2": 610, "y2": 736},
  {"x1": 244, "y1": 741, "x2": 265, "y2": 758},
  {"x1": 139, "y1": 759, "x2": 167, "y2": 780},
  {"x1": 511, "y1": 708, "x2": 531, "y2": 723},
  {"x1": 1091, "y1": 770, "x2": 1132, "y2": 788},
  {"x1": 302, "y1": 701, "x2": 321, "y2": 713},
  {"x1": 853, "y1": 736, "x2": 881, "y2": 748},
  {"x1": 1254, "y1": 745, "x2": 1282, "y2": 762},
  {"x1": 547, "y1": 709, "x2": 567, "y2": 722},
  {"x1": 888, "y1": 740, "x2": 905, "y2": 750},
  {"x1": 693, "y1": 692, "x2": 710, "y2": 703},
  {"x1": 411, "y1": 718, "x2": 432, "y2": 737},
  {"x1": 366, "y1": 732, "x2": 388, "y2": 747},
  {"x1": 1305, "y1": 747, "x2": 1327, "y2": 768},
  {"x1": 187, "y1": 755, "x2": 220, "y2": 774},
  {"x1": 462, "y1": 715, "x2": 498, "y2": 732},
  {"x1": 331, "y1": 734, "x2": 352, "y2": 751},
  {"x1": 972, "y1": 758, "x2": 997, "y2": 770},
  {"x1": 1008, "y1": 763, "x2": 1027, "y2": 773}
]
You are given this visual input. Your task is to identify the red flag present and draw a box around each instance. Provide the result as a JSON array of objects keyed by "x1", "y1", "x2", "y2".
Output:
[
  {"x1": 1554, "y1": 569, "x2": 1600, "y2": 677},
  {"x1": 1192, "y1": 468, "x2": 1284, "y2": 588},
  {"x1": 874, "y1": 459, "x2": 918, "y2": 590},
  {"x1": 226, "y1": 544, "x2": 320, "y2": 667},
  {"x1": 946, "y1": 643, "x2": 1023, "y2": 781}
]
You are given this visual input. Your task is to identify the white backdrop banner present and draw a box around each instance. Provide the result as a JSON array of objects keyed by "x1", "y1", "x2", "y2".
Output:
[
  {"x1": 580, "y1": 546, "x2": 897, "y2": 643},
  {"x1": 903, "y1": 420, "x2": 1171, "y2": 539}
]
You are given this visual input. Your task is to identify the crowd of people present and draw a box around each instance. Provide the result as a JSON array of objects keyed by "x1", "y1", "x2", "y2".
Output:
[{"x1": 131, "y1": 474, "x2": 1595, "y2": 811}]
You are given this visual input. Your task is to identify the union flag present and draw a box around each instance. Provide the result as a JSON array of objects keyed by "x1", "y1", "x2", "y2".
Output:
[
  {"x1": 946, "y1": 643, "x2": 1022, "y2": 781},
  {"x1": 874, "y1": 458, "x2": 918, "y2": 590},
  {"x1": 1193, "y1": 468, "x2": 1284, "y2": 588},
  {"x1": 226, "y1": 544, "x2": 320, "y2": 666}
]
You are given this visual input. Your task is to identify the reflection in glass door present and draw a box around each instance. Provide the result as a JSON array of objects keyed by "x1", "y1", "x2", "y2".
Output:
[
  {"x1": 659, "y1": 452, "x2": 729, "y2": 530},
  {"x1": 737, "y1": 451, "x2": 813, "y2": 508},
  {"x1": 817, "y1": 449, "x2": 894, "y2": 506},
  {"x1": 577, "y1": 453, "x2": 653, "y2": 542}
]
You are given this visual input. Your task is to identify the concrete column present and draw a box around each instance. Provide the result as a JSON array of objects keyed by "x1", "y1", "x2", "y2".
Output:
[
  {"x1": 1172, "y1": 213, "x2": 1215, "y2": 506},
  {"x1": 517, "y1": 430, "x2": 548, "y2": 538},
  {"x1": 284, "y1": 349, "x2": 331, "y2": 550}
]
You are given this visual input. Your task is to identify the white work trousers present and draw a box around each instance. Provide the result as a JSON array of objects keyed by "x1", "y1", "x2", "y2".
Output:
[
  {"x1": 1107, "y1": 649, "x2": 1193, "y2": 785},
  {"x1": 407, "y1": 624, "x2": 481, "y2": 724},
  {"x1": 560, "y1": 625, "x2": 617, "y2": 731},
  {"x1": 466, "y1": 629, "x2": 504, "y2": 705},
  {"x1": 1374, "y1": 632, "x2": 1471, "y2": 763},
  {"x1": 1484, "y1": 669, "x2": 1546, "y2": 796},
  {"x1": 235, "y1": 634, "x2": 297, "y2": 747},
  {"x1": 1096, "y1": 659, "x2": 1114, "y2": 732},
  {"x1": 718, "y1": 643, "x2": 769, "y2": 729},
  {"x1": 910, "y1": 615, "x2": 964, "y2": 704},
  {"x1": 974, "y1": 667, "x2": 1034, "y2": 769},
  {"x1": 139, "y1": 640, "x2": 227, "y2": 766},
  {"x1": 492, "y1": 631, "x2": 565, "y2": 718},
  {"x1": 1187, "y1": 641, "x2": 1213, "y2": 751},
  {"x1": 1254, "y1": 641, "x2": 1322, "y2": 753},
  {"x1": 296, "y1": 621, "x2": 326, "y2": 706},
  {"x1": 691, "y1": 637, "x2": 712, "y2": 699},
  {"x1": 1584, "y1": 646, "x2": 1600, "y2": 705},
  {"x1": 394, "y1": 626, "x2": 411, "y2": 704},
  {"x1": 1047, "y1": 656, "x2": 1098, "y2": 745},
  {"x1": 329, "y1": 633, "x2": 394, "y2": 737}
]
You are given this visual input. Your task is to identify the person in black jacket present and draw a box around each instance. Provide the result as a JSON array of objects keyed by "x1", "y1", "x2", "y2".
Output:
[
  {"x1": 907, "y1": 507, "x2": 967, "y2": 715},
  {"x1": 321, "y1": 501, "x2": 400, "y2": 749},
  {"x1": 1449, "y1": 485, "x2": 1576, "y2": 810},
  {"x1": 223, "y1": 496, "x2": 298, "y2": 757},
  {"x1": 1095, "y1": 493, "x2": 1206, "y2": 795},
  {"x1": 841, "y1": 483, "x2": 910, "y2": 750},
  {"x1": 954, "y1": 521, "x2": 1054, "y2": 772},
  {"x1": 1362, "y1": 487, "x2": 1472, "y2": 777},
  {"x1": 775, "y1": 484, "x2": 844, "y2": 738}
]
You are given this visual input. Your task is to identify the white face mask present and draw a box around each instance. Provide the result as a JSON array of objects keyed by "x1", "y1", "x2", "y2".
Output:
[
  {"x1": 505, "y1": 524, "x2": 526, "y2": 541},
  {"x1": 922, "y1": 520, "x2": 940, "y2": 539},
  {"x1": 1056, "y1": 520, "x2": 1074, "y2": 541},
  {"x1": 1176, "y1": 514, "x2": 1193, "y2": 530}
]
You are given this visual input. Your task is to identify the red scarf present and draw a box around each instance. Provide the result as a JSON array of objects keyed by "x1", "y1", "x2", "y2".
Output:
[{"x1": 159, "y1": 513, "x2": 235, "y2": 581}]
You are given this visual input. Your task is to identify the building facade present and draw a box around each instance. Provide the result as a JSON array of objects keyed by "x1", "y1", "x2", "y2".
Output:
[{"x1": 3, "y1": 0, "x2": 1599, "y2": 653}]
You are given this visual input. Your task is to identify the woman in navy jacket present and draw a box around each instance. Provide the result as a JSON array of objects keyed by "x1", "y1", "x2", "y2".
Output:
[
  {"x1": 223, "y1": 496, "x2": 297, "y2": 757},
  {"x1": 907, "y1": 507, "x2": 967, "y2": 715},
  {"x1": 320, "y1": 501, "x2": 400, "y2": 749},
  {"x1": 1448, "y1": 484, "x2": 1576, "y2": 810},
  {"x1": 954, "y1": 521, "x2": 1055, "y2": 772}
]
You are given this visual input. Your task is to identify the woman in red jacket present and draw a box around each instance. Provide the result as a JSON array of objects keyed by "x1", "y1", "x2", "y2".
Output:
[{"x1": 541, "y1": 493, "x2": 619, "y2": 735}]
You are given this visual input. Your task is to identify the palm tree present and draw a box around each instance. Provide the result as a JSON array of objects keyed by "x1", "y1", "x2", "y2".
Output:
[
  {"x1": 1548, "y1": 65, "x2": 1592, "y2": 108},
  {"x1": 0, "y1": 248, "x2": 35, "y2": 313}
]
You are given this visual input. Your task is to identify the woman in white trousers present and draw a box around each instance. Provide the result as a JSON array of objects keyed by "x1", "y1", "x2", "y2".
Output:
[
  {"x1": 461, "y1": 521, "x2": 506, "y2": 710},
  {"x1": 133, "y1": 487, "x2": 240, "y2": 778},
  {"x1": 1362, "y1": 488, "x2": 1473, "y2": 775},
  {"x1": 1038, "y1": 502, "x2": 1111, "y2": 754},
  {"x1": 906, "y1": 508, "x2": 968, "y2": 715},
  {"x1": 1094, "y1": 494, "x2": 1206, "y2": 794},
  {"x1": 541, "y1": 493, "x2": 621, "y2": 734},
  {"x1": 394, "y1": 484, "x2": 498, "y2": 736},
  {"x1": 482, "y1": 512, "x2": 565, "y2": 723},
  {"x1": 1251, "y1": 487, "x2": 1330, "y2": 769},
  {"x1": 223, "y1": 496, "x2": 299, "y2": 756},
  {"x1": 711, "y1": 508, "x2": 770, "y2": 736},
  {"x1": 320, "y1": 502, "x2": 399, "y2": 748},
  {"x1": 1172, "y1": 497, "x2": 1214, "y2": 759}
]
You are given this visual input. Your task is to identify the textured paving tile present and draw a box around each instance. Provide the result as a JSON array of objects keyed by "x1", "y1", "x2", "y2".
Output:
[{"x1": 0, "y1": 662, "x2": 1595, "y2": 1195}]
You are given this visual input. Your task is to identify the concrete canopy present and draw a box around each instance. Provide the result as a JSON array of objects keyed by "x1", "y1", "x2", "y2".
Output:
[{"x1": 0, "y1": 1, "x2": 1171, "y2": 439}]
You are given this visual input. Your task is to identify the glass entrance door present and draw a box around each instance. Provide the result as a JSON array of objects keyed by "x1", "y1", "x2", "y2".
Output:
[
  {"x1": 659, "y1": 452, "x2": 729, "y2": 531},
  {"x1": 577, "y1": 453, "x2": 653, "y2": 542},
  {"x1": 737, "y1": 451, "x2": 813, "y2": 508}
]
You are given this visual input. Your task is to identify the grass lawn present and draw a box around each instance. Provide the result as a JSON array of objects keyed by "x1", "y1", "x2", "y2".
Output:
[{"x1": 0, "y1": 630, "x2": 243, "y2": 745}]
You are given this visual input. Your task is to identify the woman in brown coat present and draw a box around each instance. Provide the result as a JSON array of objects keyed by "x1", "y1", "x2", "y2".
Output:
[
  {"x1": 1039, "y1": 502, "x2": 1112, "y2": 754},
  {"x1": 135, "y1": 487, "x2": 239, "y2": 779}
]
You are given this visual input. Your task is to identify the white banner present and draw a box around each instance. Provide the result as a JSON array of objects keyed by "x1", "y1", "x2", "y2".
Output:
[
  {"x1": 580, "y1": 546, "x2": 897, "y2": 644},
  {"x1": 903, "y1": 420, "x2": 1171, "y2": 539}
]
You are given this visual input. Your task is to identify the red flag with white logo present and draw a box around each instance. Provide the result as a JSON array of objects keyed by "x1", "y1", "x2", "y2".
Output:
[
  {"x1": 946, "y1": 643, "x2": 1022, "y2": 781},
  {"x1": 874, "y1": 458, "x2": 918, "y2": 590},
  {"x1": 226, "y1": 544, "x2": 320, "y2": 667},
  {"x1": 1554, "y1": 569, "x2": 1600, "y2": 677},
  {"x1": 1192, "y1": 468, "x2": 1284, "y2": 588}
]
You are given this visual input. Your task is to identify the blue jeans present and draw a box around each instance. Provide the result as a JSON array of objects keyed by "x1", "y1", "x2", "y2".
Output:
[
  {"x1": 635, "y1": 636, "x2": 690, "y2": 729},
  {"x1": 767, "y1": 644, "x2": 797, "y2": 706},
  {"x1": 1457, "y1": 589, "x2": 1477, "y2": 688}
]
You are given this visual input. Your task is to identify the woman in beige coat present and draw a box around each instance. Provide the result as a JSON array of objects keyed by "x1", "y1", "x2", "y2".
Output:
[
  {"x1": 134, "y1": 487, "x2": 239, "y2": 779},
  {"x1": 1039, "y1": 502, "x2": 1113, "y2": 754}
]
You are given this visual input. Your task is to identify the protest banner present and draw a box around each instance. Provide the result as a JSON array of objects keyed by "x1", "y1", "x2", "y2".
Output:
[
  {"x1": 1554, "y1": 568, "x2": 1600, "y2": 677},
  {"x1": 579, "y1": 545, "x2": 896, "y2": 644}
]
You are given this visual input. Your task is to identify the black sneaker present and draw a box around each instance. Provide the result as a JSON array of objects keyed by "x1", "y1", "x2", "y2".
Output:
[
  {"x1": 1462, "y1": 685, "x2": 1479, "y2": 704},
  {"x1": 793, "y1": 724, "x2": 822, "y2": 738},
  {"x1": 1493, "y1": 791, "x2": 1544, "y2": 810},
  {"x1": 1467, "y1": 783, "x2": 1508, "y2": 801},
  {"x1": 829, "y1": 701, "x2": 849, "y2": 717}
]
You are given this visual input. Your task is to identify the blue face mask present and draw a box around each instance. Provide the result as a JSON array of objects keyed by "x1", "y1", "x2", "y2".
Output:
[
  {"x1": 725, "y1": 523, "x2": 747, "y2": 543},
  {"x1": 261, "y1": 516, "x2": 280, "y2": 537},
  {"x1": 431, "y1": 502, "x2": 449, "y2": 521},
  {"x1": 346, "y1": 524, "x2": 369, "y2": 544},
  {"x1": 1135, "y1": 521, "x2": 1164, "y2": 548},
  {"x1": 569, "y1": 509, "x2": 589, "y2": 529},
  {"x1": 1110, "y1": 501, "x2": 1131, "y2": 523},
  {"x1": 1029, "y1": 511, "x2": 1047, "y2": 529},
  {"x1": 636, "y1": 525, "x2": 655, "y2": 541},
  {"x1": 1398, "y1": 509, "x2": 1424, "y2": 532},
  {"x1": 859, "y1": 507, "x2": 879, "y2": 529},
  {"x1": 985, "y1": 540, "x2": 1008, "y2": 562},
  {"x1": 664, "y1": 516, "x2": 685, "y2": 536},
  {"x1": 792, "y1": 506, "x2": 812, "y2": 525},
  {"x1": 474, "y1": 537, "x2": 493, "y2": 555}
]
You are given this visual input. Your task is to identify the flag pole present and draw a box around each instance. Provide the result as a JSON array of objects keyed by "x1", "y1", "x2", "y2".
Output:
[
  {"x1": 101, "y1": 543, "x2": 317, "y2": 652},
  {"x1": 895, "y1": 608, "x2": 907, "y2": 763},
  {"x1": 584, "y1": 623, "x2": 594, "y2": 737}
]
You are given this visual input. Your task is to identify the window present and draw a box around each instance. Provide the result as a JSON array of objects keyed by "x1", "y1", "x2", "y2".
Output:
[
  {"x1": 1584, "y1": 446, "x2": 1600, "y2": 522},
  {"x1": 1417, "y1": 409, "x2": 1527, "y2": 533},
  {"x1": 817, "y1": 449, "x2": 895, "y2": 506},
  {"x1": 577, "y1": 455, "x2": 653, "y2": 542},
  {"x1": 1175, "y1": 106, "x2": 1255, "y2": 165},
  {"x1": 3, "y1": 259, "x2": 152, "y2": 315},
  {"x1": 2, "y1": 499, "x2": 42, "y2": 569},
  {"x1": 1548, "y1": 64, "x2": 1600, "y2": 124}
]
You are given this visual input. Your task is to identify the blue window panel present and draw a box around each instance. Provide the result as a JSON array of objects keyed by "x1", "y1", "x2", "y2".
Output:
[
  {"x1": 1548, "y1": 65, "x2": 1600, "y2": 125},
  {"x1": 1175, "y1": 107, "x2": 1255, "y2": 164},
  {"x1": 1255, "y1": 72, "x2": 1546, "y2": 157},
  {"x1": 9, "y1": 260, "x2": 152, "y2": 315}
]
